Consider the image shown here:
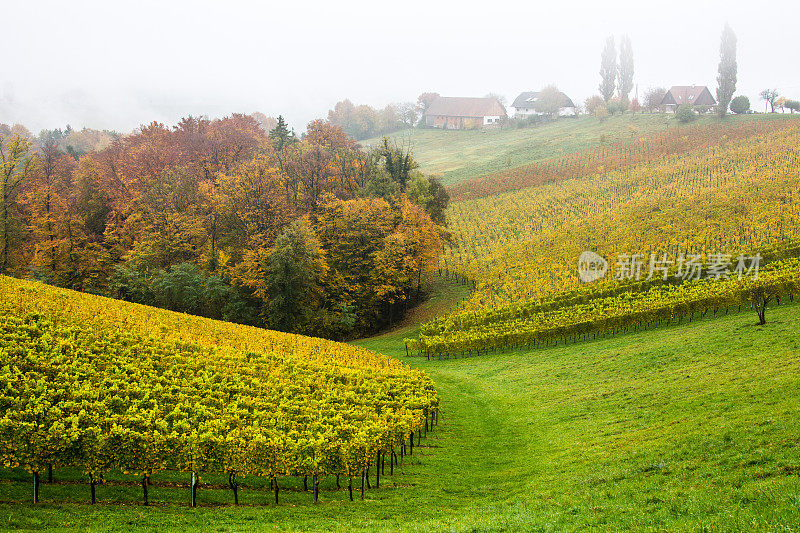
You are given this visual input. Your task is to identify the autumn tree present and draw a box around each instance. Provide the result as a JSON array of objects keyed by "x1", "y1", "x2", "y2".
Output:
[
  {"x1": 261, "y1": 219, "x2": 328, "y2": 332},
  {"x1": 396, "y1": 102, "x2": 418, "y2": 127},
  {"x1": 326, "y1": 100, "x2": 356, "y2": 138},
  {"x1": 286, "y1": 144, "x2": 336, "y2": 211},
  {"x1": 599, "y1": 36, "x2": 617, "y2": 103},
  {"x1": 643, "y1": 87, "x2": 667, "y2": 113},
  {"x1": 220, "y1": 155, "x2": 292, "y2": 252},
  {"x1": 716, "y1": 23, "x2": 738, "y2": 118},
  {"x1": 584, "y1": 95, "x2": 605, "y2": 115},
  {"x1": 306, "y1": 120, "x2": 372, "y2": 196},
  {"x1": 407, "y1": 175, "x2": 450, "y2": 226},
  {"x1": 1, "y1": 135, "x2": 37, "y2": 274},
  {"x1": 1, "y1": 111, "x2": 446, "y2": 338},
  {"x1": 313, "y1": 196, "x2": 398, "y2": 332},
  {"x1": 395, "y1": 195, "x2": 442, "y2": 295},
  {"x1": 416, "y1": 93, "x2": 441, "y2": 117},
  {"x1": 24, "y1": 135, "x2": 75, "y2": 278},
  {"x1": 251, "y1": 112, "x2": 278, "y2": 133}
]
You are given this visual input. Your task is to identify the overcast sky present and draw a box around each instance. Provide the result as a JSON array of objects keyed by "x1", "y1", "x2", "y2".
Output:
[{"x1": 3, "y1": 0, "x2": 798, "y2": 134}]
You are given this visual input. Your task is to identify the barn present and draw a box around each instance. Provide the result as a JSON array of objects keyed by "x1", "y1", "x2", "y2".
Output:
[
  {"x1": 661, "y1": 86, "x2": 716, "y2": 112},
  {"x1": 424, "y1": 96, "x2": 507, "y2": 130}
]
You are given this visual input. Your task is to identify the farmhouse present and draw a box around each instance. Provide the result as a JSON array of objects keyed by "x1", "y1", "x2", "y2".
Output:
[
  {"x1": 424, "y1": 96, "x2": 507, "y2": 130},
  {"x1": 512, "y1": 90, "x2": 576, "y2": 117},
  {"x1": 661, "y1": 85, "x2": 716, "y2": 111}
]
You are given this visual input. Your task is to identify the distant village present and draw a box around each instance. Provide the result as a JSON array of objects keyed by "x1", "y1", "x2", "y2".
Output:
[
  {"x1": 420, "y1": 85, "x2": 718, "y2": 131},
  {"x1": 324, "y1": 29, "x2": 796, "y2": 140}
]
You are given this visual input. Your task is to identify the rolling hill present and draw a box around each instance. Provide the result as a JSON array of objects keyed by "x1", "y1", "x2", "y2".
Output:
[
  {"x1": 3, "y1": 112, "x2": 800, "y2": 532},
  {"x1": 3, "y1": 285, "x2": 798, "y2": 531},
  {"x1": 363, "y1": 113, "x2": 790, "y2": 186}
]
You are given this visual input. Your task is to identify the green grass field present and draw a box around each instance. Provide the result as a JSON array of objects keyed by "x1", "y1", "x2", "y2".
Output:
[
  {"x1": 3, "y1": 289, "x2": 798, "y2": 532},
  {"x1": 363, "y1": 113, "x2": 788, "y2": 186}
]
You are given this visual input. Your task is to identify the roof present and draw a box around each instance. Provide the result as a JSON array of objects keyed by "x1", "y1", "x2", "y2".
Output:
[
  {"x1": 425, "y1": 96, "x2": 507, "y2": 118},
  {"x1": 512, "y1": 91, "x2": 576, "y2": 109},
  {"x1": 661, "y1": 86, "x2": 717, "y2": 106}
]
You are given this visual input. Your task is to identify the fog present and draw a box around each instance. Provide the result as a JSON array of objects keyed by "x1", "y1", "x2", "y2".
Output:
[{"x1": 2, "y1": 0, "x2": 798, "y2": 133}]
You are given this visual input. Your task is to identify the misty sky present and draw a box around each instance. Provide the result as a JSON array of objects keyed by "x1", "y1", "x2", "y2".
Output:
[{"x1": 3, "y1": 0, "x2": 798, "y2": 134}]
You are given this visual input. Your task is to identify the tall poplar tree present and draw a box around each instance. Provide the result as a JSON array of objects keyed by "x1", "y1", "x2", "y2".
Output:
[
  {"x1": 599, "y1": 36, "x2": 617, "y2": 103},
  {"x1": 716, "y1": 23, "x2": 738, "y2": 118},
  {"x1": 617, "y1": 35, "x2": 634, "y2": 104}
]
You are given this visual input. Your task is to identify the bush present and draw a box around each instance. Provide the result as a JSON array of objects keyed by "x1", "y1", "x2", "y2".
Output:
[
  {"x1": 110, "y1": 261, "x2": 258, "y2": 325},
  {"x1": 606, "y1": 98, "x2": 629, "y2": 115},
  {"x1": 584, "y1": 95, "x2": 604, "y2": 115},
  {"x1": 675, "y1": 104, "x2": 697, "y2": 123},
  {"x1": 512, "y1": 114, "x2": 546, "y2": 129},
  {"x1": 730, "y1": 95, "x2": 750, "y2": 114}
]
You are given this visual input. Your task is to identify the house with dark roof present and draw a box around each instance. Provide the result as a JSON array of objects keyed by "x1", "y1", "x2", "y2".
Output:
[
  {"x1": 512, "y1": 91, "x2": 576, "y2": 117},
  {"x1": 424, "y1": 96, "x2": 507, "y2": 130},
  {"x1": 661, "y1": 86, "x2": 716, "y2": 112}
]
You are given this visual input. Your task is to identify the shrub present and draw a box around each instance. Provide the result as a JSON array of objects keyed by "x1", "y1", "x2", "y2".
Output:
[
  {"x1": 606, "y1": 98, "x2": 628, "y2": 115},
  {"x1": 729, "y1": 95, "x2": 750, "y2": 114},
  {"x1": 584, "y1": 95, "x2": 604, "y2": 115},
  {"x1": 675, "y1": 104, "x2": 697, "y2": 123}
]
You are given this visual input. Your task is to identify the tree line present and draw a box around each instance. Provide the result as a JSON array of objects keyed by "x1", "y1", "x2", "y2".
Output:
[
  {"x1": 326, "y1": 100, "x2": 418, "y2": 141},
  {"x1": 0, "y1": 114, "x2": 449, "y2": 339}
]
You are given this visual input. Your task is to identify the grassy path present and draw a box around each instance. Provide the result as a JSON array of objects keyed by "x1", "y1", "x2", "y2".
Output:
[{"x1": 358, "y1": 301, "x2": 800, "y2": 531}]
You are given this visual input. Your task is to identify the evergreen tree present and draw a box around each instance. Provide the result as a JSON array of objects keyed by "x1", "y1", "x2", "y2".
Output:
[
  {"x1": 599, "y1": 36, "x2": 617, "y2": 103},
  {"x1": 268, "y1": 115, "x2": 295, "y2": 151},
  {"x1": 617, "y1": 35, "x2": 634, "y2": 105},
  {"x1": 379, "y1": 137, "x2": 418, "y2": 191},
  {"x1": 716, "y1": 23, "x2": 738, "y2": 118}
]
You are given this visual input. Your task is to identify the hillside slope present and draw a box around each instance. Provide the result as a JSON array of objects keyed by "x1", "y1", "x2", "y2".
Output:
[
  {"x1": 4, "y1": 295, "x2": 797, "y2": 531},
  {"x1": 427, "y1": 118, "x2": 800, "y2": 351},
  {"x1": 366, "y1": 114, "x2": 786, "y2": 186},
  {"x1": 0, "y1": 275, "x2": 437, "y2": 513}
]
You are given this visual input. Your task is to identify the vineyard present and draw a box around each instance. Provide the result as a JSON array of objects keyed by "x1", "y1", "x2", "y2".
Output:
[
  {"x1": 363, "y1": 113, "x2": 754, "y2": 186},
  {"x1": 2, "y1": 112, "x2": 800, "y2": 529},
  {"x1": 0, "y1": 277, "x2": 438, "y2": 506},
  {"x1": 447, "y1": 117, "x2": 798, "y2": 201},
  {"x1": 413, "y1": 254, "x2": 800, "y2": 356},
  {"x1": 416, "y1": 117, "x2": 800, "y2": 356}
]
